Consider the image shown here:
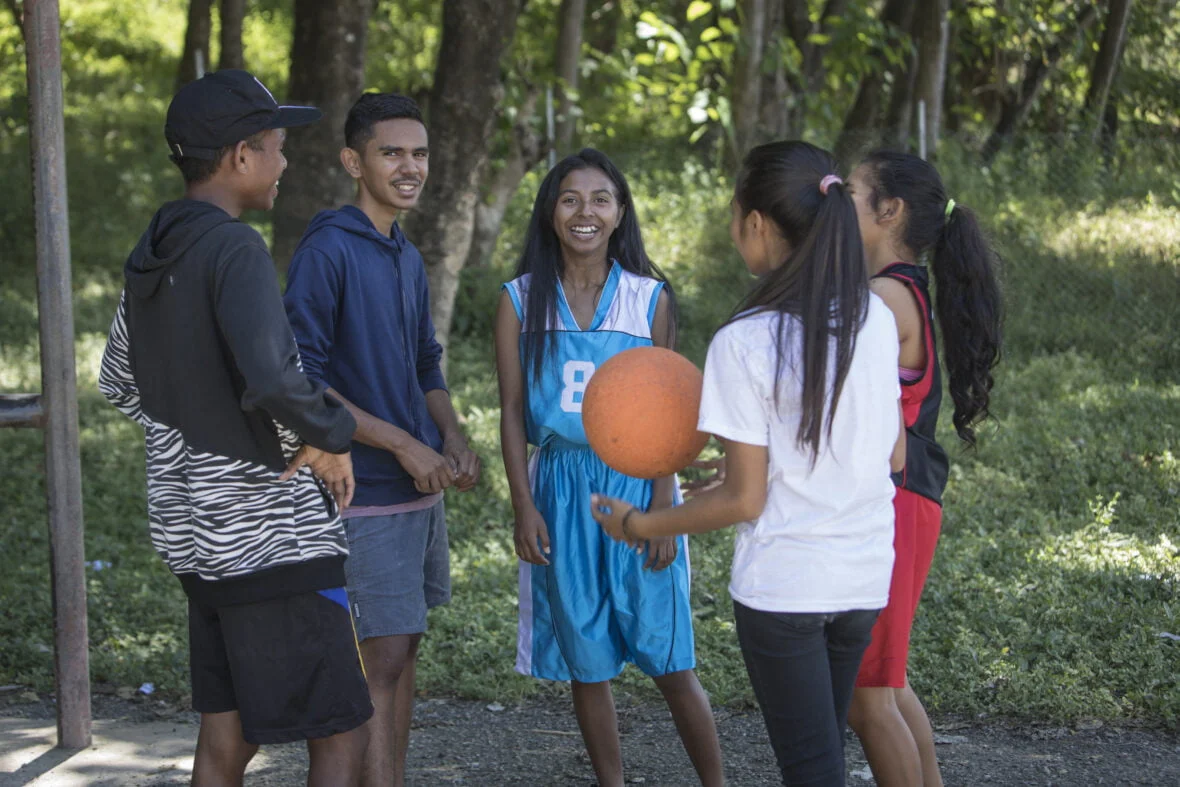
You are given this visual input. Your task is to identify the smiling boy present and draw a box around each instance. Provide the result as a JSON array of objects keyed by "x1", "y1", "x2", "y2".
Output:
[
  {"x1": 283, "y1": 92, "x2": 480, "y2": 786},
  {"x1": 98, "y1": 70, "x2": 371, "y2": 785}
]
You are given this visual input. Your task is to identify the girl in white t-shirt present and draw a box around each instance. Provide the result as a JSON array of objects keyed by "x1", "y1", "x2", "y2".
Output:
[{"x1": 591, "y1": 140, "x2": 905, "y2": 786}]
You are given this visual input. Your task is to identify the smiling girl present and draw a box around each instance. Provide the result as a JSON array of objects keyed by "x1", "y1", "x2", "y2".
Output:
[{"x1": 494, "y1": 149, "x2": 723, "y2": 787}]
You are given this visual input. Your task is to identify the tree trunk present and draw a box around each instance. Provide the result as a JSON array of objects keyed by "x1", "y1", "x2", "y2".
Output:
[
  {"x1": 803, "y1": 0, "x2": 848, "y2": 93},
  {"x1": 586, "y1": 0, "x2": 621, "y2": 56},
  {"x1": 218, "y1": 0, "x2": 246, "y2": 71},
  {"x1": 756, "y1": 0, "x2": 790, "y2": 142},
  {"x1": 554, "y1": 0, "x2": 588, "y2": 154},
  {"x1": 464, "y1": 88, "x2": 545, "y2": 270},
  {"x1": 177, "y1": 0, "x2": 213, "y2": 90},
  {"x1": 1100, "y1": 91, "x2": 1119, "y2": 166},
  {"x1": 833, "y1": 0, "x2": 917, "y2": 164},
  {"x1": 731, "y1": 0, "x2": 768, "y2": 157},
  {"x1": 271, "y1": 0, "x2": 373, "y2": 270},
  {"x1": 1084, "y1": 0, "x2": 1133, "y2": 140},
  {"x1": 779, "y1": 0, "x2": 846, "y2": 135},
  {"x1": 981, "y1": 4, "x2": 1099, "y2": 162},
  {"x1": 885, "y1": 46, "x2": 919, "y2": 148},
  {"x1": 403, "y1": 0, "x2": 523, "y2": 356},
  {"x1": 912, "y1": 0, "x2": 949, "y2": 155}
]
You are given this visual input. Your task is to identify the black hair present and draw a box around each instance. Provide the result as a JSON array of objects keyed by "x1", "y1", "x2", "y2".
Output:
[
  {"x1": 727, "y1": 140, "x2": 869, "y2": 463},
  {"x1": 514, "y1": 148, "x2": 675, "y2": 382},
  {"x1": 173, "y1": 130, "x2": 266, "y2": 184},
  {"x1": 344, "y1": 93, "x2": 425, "y2": 152},
  {"x1": 860, "y1": 149, "x2": 1003, "y2": 445}
]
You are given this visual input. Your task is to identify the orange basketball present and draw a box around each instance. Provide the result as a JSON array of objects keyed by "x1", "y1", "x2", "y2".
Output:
[{"x1": 582, "y1": 346, "x2": 709, "y2": 479}]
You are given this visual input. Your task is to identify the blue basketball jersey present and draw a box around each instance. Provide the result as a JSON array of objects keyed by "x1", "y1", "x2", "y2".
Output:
[
  {"x1": 503, "y1": 261, "x2": 665, "y2": 448},
  {"x1": 504, "y1": 261, "x2": 695, "y2": 683}
]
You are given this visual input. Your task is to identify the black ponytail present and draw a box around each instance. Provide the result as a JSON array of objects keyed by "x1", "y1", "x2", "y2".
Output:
[
  {"x1": 727, "y1": 141, "x2": 870, "y2": 462},
  {"x1": 861, "y1": 150, "x2": 1003, "y2": 445},
  {"x1": 932, "y1": 204, "x2": 1002, "y2": 444}
]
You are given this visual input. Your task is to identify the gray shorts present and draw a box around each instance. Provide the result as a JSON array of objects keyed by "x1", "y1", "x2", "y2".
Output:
[{"x1": 342, "y1": 501, "x2": 451, "y2": 641}]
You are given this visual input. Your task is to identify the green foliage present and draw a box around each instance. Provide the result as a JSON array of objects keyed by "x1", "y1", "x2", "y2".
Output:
[
  {"x1": 1, "y1": 0, "x2": 1177, "y2": 730},
  {"x1": 1120, "y1": 0, "x2": 1180, "y2": 130},
  {"x1": 366, "y1": 0, "x2": 442, "y2": 96}
]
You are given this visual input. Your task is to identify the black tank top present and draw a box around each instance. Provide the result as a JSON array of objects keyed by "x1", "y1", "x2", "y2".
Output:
[{"x1": 874, "y1": 263, "x2": 949, "y2": 505}]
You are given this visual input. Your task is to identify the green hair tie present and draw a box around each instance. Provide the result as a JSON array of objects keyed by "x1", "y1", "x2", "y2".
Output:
[{"x1": 944, "y1": 198, "x2": 957, "y2": 219}]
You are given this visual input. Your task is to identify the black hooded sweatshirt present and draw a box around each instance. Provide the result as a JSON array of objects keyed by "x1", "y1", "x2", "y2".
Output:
[{"x1": 99, "y1": 199, "x2": 357, "y2": 606}]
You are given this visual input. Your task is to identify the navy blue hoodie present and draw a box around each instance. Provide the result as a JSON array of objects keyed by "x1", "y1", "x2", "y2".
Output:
[{"x1": 284, "y1": 206, "x2": 447, "y2": 507}]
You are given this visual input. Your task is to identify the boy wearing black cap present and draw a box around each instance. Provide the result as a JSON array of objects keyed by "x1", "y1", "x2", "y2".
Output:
[{"x1": 98, "y1": 70, "x2": 371, "y2": 786}]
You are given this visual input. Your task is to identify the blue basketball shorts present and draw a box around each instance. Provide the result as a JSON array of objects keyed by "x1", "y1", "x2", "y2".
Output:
[{"x1": 516, "y1": 441, "x2": 696, "y2": 683}]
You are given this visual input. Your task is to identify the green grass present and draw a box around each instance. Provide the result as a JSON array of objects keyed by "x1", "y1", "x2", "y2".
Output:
[{"x1": 2, "y1": 124, "x2": 1178, "y2": 727}]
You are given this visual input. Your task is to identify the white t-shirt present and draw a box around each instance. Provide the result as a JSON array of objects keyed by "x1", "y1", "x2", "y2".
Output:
[{"x1": 697, "y1": 295, "x2": 901, "y2": 613}]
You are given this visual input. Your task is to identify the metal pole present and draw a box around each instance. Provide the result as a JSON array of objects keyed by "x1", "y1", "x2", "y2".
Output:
[
  {"x1": 24, "y1": 0, "x2": 92, "y2": 750},
  {"x1": 0, "y1": 394, "x2": 46, "y2": 428},
  {"x1": 917, "y1": 99, "x2": 928, "y2": 160}
]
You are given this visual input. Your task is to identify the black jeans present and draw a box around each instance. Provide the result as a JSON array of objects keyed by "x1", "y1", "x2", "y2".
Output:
[{"x1": 734, "y1": 601, "x2": 880, "y2": 786}]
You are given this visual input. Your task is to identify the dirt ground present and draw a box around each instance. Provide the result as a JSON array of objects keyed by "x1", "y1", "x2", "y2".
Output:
[{"x1": 2, "y1": 691, "x2": 1178, "y2": 786}]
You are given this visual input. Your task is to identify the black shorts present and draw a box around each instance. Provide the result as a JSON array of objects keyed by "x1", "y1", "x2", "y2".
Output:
[{"x1": 189, "y1": 588, "x2": 373, "y2": 744}]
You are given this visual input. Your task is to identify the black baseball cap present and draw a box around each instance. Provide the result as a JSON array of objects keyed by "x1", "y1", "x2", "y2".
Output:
[{"x1": 165, "y1": 69, "x2": 321, "y2": 161}]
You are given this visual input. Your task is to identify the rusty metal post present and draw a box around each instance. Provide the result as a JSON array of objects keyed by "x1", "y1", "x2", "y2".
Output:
[{"x1": 24, "y1": 0, "x2": 92, "y2": 749}]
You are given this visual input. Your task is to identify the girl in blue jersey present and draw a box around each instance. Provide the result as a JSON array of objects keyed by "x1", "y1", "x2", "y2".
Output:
[
  {"x1": 495, "y1": 149, "x2": 724, "y2": 787},
  {"x1": 593, "y1": 141, "x2": 906, "y2": 786}
]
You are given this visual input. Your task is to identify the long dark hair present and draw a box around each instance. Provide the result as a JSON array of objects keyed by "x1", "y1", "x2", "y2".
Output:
[
  {"x1": 727, "y1": 141, "x2": 869, "y2": 462},
  {"x1": 860, "y1": 150, "x2": 1003, "y2": 445},
  {"x1": 514, "y1": 148, "x2": 675, "y2": 381}
]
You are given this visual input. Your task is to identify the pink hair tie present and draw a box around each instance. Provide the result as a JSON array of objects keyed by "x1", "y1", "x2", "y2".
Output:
[{"x1": 819, "y1": 174, "x2": 843, "y2": 195}]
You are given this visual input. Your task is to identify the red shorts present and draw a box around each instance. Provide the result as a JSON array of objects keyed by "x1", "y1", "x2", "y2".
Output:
[{"x1": 856, "y1": 488, "x2": 942, "y2": 688}]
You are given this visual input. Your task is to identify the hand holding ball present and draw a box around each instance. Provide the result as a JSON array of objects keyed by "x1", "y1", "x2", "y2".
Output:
[{"x1": 581, "y1": 347, "x2": 709, "y2": 479}]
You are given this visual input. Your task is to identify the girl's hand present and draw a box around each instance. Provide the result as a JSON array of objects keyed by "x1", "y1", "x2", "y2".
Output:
[
  {"x1": 643, "y1": 536, "x2": 678, "y2": 571},
  {"x1": 680, "y1": 456, "x2": 726, "y2": 498},
  {"x1": 590, "y1": 494, "x2": 642, "y2": 548},
  {"x1": 514, "y1": 505, "x2": 551, "y2": 565}
]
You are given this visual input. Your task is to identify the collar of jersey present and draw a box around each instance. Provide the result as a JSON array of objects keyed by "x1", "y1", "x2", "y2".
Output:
[{"x1": 555, "y1": 259, "x2": 622, "y2": 332}]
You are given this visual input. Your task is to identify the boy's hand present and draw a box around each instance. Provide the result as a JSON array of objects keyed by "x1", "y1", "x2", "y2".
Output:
[
  {"x1": 282, "y1": 445, "x2": 355, "y2": 511},
  {"x1": 393, "y1": 439, "x2": 456, "y2": 494},
  {"x1": 643, "y1": 536, "x2": 678, "y2": 571},
  {"x1": 680, "y1": 456, "x2": 726, "y2": 498},
  {"x1": 443, "y1": 433, "x2": 481, "y2": 492},
  {"x1": 514, "y1": 504, "x2": 551, "y2": 565}
]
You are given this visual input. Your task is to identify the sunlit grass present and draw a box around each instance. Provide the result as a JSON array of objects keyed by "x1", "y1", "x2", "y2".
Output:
[{"x1": 1045, "y1": 203, "x2": 1180, "y2": 265}]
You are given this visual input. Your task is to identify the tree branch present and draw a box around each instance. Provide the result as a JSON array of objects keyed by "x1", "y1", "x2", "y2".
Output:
[{"x1": 981, "y1": 3, "x2": 1100, "y2": 162}]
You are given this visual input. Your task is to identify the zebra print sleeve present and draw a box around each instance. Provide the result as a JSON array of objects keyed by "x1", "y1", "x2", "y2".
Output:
[{"x1": 99, "y1": 290, "x2": 146, "y2": 425}]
